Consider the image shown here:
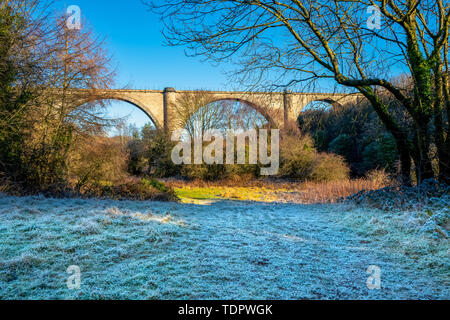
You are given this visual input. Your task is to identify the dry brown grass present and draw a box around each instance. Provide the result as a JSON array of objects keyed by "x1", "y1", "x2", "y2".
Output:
[
  {"x1": 282, "y1": 178, "x2": 388, "y2": 204},
  {"x1": 165, "y1": 170, "x2": 391, "y2": 204},
  {"x1": 0, "y1": 183, "x2": 8, "y2": 193}
]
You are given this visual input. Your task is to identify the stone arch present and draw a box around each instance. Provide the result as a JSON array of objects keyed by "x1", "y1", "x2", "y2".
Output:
[
  {"x1": 294, "y1": 96, "x2": 347, "y2": 121},
  {"x1": 299, "y1": 99, "x2": 343, "y2": 114},
  {"x1": 310, "y1": 98, "x2": 343, "y2": 109},
  {"x1": 78, "y1": 95, "x2": 162, "y2": 129},
  {"x1": 204, "y1": 97, "x2": 278, "y2": 128}
]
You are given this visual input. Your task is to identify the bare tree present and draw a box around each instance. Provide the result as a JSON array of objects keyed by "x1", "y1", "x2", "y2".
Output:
[
  {"x1": 27, "y1": 12, "x2": 117, "y2": 187},
  {"x1": 0, "y1": 0, "x2": 55, "y2": 181},
  {"x1": 148, "y1": 0, "x2": 450, "y2": 184},
  {"x1": 41, "y1": 15, "x2": 116, "y2": 136},
  {"x1": 0, "y1": 0, "x2": 117, "y2": 188},
  {"x1": 173, "y1": 92, "x2": 269, "y2": 138},
  {"x1": 173, "y1": 91, "x2": 224, "y2": 138}
]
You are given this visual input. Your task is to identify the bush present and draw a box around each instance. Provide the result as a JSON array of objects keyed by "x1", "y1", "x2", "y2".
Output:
[
  {"x1": 279, "y1": 134, "x2": 350, "y2": 182},
  {"x1": 127, "y1": 139, "x2": 147, "y2": 175},
  {"x1": 329, "y1": 134, "x2": 353, "y2": 160},
  {"x1": 82, "y1": 178, "x2": 178, "y2": 201},
  {"x1": 365, "y1": 169, "x2": 392, "y2": 187},
  {"x1": 279, "y1": 135, "x2": 316, "y2": 180},
  {"x1": 68, "y1": 135, "x2": 129, "y2": 191},
  {"x1": 224, "y1": 143, "x2": 261, "y2": 180},
  {"x1": 310, "y1": 153, "x2": 350, "y2": 182},
  {"x1": 225, "y1": 163, "x2": 260, "y2": 180},
  {"x1": 142, "y1": 129, "x2": 181, "y2": 178},
  {"x1": 126, "y1": 125, "x2": 351, "y2": 183},
  {"x1": 142, "y1": 177, "x2": 170, "y2": 193},
  {"x1": 298, "y1": 102, "x2": 402, "y2": 177},
  {"x1": 182, "y1": 164, "x2": 227, "y2": 181},
  {"x1": 362, "y1": 133, "x2": 398, "y2": 173}
]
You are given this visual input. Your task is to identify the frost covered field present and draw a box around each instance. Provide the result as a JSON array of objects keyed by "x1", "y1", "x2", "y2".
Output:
[{"x1": 0, "y1": 193, "x2": 448, "y2": 300}]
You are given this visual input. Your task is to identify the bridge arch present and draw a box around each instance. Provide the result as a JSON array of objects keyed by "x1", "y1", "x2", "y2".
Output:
[
  {"x1": 78, "y1": 95, "x2": 163, "y2": 129},
  {"x1": 203, "y1": 97, "x2": 277, "y2": 129},
  {"x1": 292, "y1": 94, "x2": 356, "y2": 121},
  {"x1": 311, "y1": 98, "x2": 343, "y2": 109},
  {"x1": 300, "y1": 99, "x2": 343, "y2": 113}
]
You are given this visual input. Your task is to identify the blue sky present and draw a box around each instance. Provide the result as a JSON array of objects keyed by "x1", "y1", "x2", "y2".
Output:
[{"x1": 58, "y1": 0, "x2": 234, "y2": 130}]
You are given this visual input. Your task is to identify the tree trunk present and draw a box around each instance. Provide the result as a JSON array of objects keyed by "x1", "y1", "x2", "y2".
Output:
[
  {"x1": 395, "y1": 131, "x2": 413, "y2": 186},
  {"x1": 433, "y1": 60, "x2": 450, "y2": 183},
  {"x1": 441, "y1": 74, "x2": 450, "y2": 184},
  {"x1": 406, "y1": 30, "x2": 435, "y2": 182},
  {"x1": 360, "y1": 87, "x2": 412, "y2": 185},
  {"x1": 414, "y1": 121, "x2": 435, "y2": 182}
]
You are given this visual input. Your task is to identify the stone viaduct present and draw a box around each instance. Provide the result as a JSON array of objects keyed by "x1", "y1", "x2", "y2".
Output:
[{"x1": 82, "y1": 88, "x2": 364, "y2": 131}]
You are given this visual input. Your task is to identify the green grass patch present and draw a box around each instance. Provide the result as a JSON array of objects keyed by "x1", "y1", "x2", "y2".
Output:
[{"x1": 174, "y1": 186, "x2": 283, "y2": 203}]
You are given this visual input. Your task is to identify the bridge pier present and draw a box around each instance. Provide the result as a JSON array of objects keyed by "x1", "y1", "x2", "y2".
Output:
[
  {"x1": 163, "y1": 87, "x2": 177, "y2": 132},
  {"x1": 283, "y1": 90, "x2": 293, "y2": 127}
]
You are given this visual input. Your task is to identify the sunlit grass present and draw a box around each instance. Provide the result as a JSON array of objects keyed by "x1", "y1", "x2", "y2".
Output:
[
  {"x1": 172, "y1": 177, "x2": 388, "y2": 204},
  {"x1": 175, "y1": 186, "x2": 283, "y2": 203}
]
